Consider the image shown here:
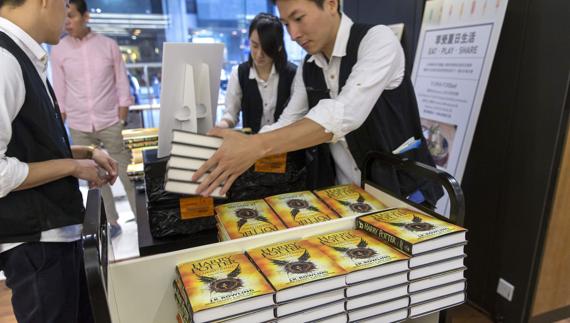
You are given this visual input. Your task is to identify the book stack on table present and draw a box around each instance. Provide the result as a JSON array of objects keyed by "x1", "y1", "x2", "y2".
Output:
[
  {"x1": 175, "y1": 219, "x2": 463, "y2": 322},
  {"x1": 164, "y1": 129, "x2": 225, "y2": 198},
  {"x1": 247, "y1": 239, "x2": 348, "y2": 322},
  {"x1": 174, "y1": 252, "x2": 276, "y2": 323},
  {"x1": 356, "y1": 208, "x2": 467, "y2": 319},
  {"x1": 121, "y1": 127, "x2": 158, "y2": 181},
  {"x1": 307, "y1": 229, "x2": 410, "y2": 322},
  {"x1": 215, "y1": 184, "x2": 392, "y2": 242}
]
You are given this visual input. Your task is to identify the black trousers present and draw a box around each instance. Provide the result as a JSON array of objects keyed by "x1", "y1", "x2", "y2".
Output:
[{"x1": 0, "y1": 241, "x2": 94, "y2": 323}]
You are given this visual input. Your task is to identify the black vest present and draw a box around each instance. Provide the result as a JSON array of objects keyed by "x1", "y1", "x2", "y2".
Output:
[
  {"x1": 237, "y1": 61, "x2": 296, "y2": 133},
  {"x1": 303, "y1": 24, "x2": 443, "y2": 206},
  {"x1": 0, "y1": 32, "x2": 85, "y2": 243}
]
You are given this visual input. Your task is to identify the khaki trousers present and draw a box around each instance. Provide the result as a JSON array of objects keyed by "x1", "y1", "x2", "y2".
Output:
[{"x1": 69, "y1": 123, "x2": 135, "y2": 222}]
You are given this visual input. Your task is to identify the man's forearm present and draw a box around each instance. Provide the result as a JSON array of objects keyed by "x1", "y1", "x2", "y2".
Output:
[
  {"x1": 15, "y1": 159, "x2": 76, "y2": 191},
  {"x1": 15, "y1": 145, "x2": 91, "y2": 191},
  {"x1": 119, "y1": 106, "x2": 129, "y2": 121},
  {"x1": 256, "y1": 118, "x2": 333, "y2": 157}
]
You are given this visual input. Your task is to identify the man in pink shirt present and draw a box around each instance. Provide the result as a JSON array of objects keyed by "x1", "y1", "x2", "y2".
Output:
[{"x1": 51, "y1": 0, "x2": 134, "y2": 237}]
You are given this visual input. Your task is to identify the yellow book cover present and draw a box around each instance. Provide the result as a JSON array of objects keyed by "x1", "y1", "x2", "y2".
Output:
[
  {"x1": 121, "y1": 127, "x2": 159, "y2": 140},
  {"x1": 126, "y1": 163, "x2": 144, "y2": 176},
  {"x1": 306, "y1": 229, "x2": 409, "y2": 274},
  {"x1": 356, "y1": 208, "x2": 467, "y2": 254},
  {"x1": 131, "y1": 146, "x2": 158, "y2": 164},
  {"x1": 264, "y1": 191, "x2": 338, "y2": 227},
  {"x1": 247, "y1": 239, "x2": 346, "y2": 291},
  {"x1": 215, "y1": 200, "x2": 287, "y2": 239},
  {"x1": 176, "y1": 252, "x2": 274, "y2": 314},
  {"x1": 314, "y1": 184, "x2": 389, "y2": 217}
]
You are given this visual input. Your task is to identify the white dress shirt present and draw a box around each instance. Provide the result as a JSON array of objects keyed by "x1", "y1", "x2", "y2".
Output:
[
  {"x1": 261, "y1": 14, "x2": 405, "y2": 185},
  {"x1": 222, "y1": 64, "x2": 280, "y2": 128},
  {"x1": 0, "y1": 17, "x2": 82, "y2": 253}
]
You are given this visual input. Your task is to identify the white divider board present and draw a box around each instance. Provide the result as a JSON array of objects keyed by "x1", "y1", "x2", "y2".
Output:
[{"x1": 107, "y1": 185, "x2": 437, "y2": 323}]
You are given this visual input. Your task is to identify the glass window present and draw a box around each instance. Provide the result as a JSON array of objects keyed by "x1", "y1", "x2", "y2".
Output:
[{"x1": 86, "y1": 0, "x2": 306, "y2": 125}]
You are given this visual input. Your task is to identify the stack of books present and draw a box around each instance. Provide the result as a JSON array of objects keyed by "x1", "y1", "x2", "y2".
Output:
[
  {"x1": 314, "y1": 184, "x2": 390, "y2": 218},
  {"x1": 214, "y1": 199, "x2": 287, "y2": 241},
  {"x1": 164, "y1": 129, "x2": 225, "y2": 198},
  {"x1": 247, "y1": 239, "x2": 347, "y2": 322},
  {"x1": 214, "y1": 184, "x2": 390, "y2": 241},
  {"x1": 307, "y1": 229, "x2": 411, "y2": 322},
  {"x1": 121, "y1": 128, "x2": 158, "y2": 181},
  {"x1": 356, "y1": 208, "x2": 467, "y2": 318},
  {"x1": 174, "y1": 252, "x2": 276, "y2": 323}
]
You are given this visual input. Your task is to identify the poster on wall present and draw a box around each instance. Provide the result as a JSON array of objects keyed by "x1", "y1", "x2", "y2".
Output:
[{"x1": 411, "y1": 0, "x2": 508, "y2": 214}]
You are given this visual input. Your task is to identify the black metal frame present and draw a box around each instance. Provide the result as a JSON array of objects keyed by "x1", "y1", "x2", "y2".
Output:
[
  {"x1": 362, "y1": 151, "x2": 465, "y2": 226},
  {"x1": 82, "y1": 189, "x2": 112, "y2": 323}
]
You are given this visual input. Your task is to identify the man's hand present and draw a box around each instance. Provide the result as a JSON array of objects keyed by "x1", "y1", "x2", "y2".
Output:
[
  {"x1": 72, "y1": 159, "x2": 108, "y2": 188},
  {"x1": 118, "y1": 106, "x2": 129, "y2": 123},
  {"x1": 192, "y1": 128, "x2": 267, "y2": 196},
  {"x1": 61, "y1": 112, "x2": 67, "y2": 122},
  {"x1": 215, "y1": 119, "x2": 233, "y2": 129},
  {"x1": 91, "y1": 148, "x2": 118, "y2": 185}
]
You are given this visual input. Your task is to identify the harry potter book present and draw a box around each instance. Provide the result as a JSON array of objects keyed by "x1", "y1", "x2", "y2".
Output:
[
  {"x1": 246, "y1": 239, "x2": 347, "y2": 302},
  {"x1": 356, "y1": 208, "x2": 467, "y2": 255},
  {"x1": 314, "y1": 184, "x2": 389, "y2": 217},
  {"x1": 175, "y1": 252, "x2": 275, "y2": 323},
  {"x1": 264, "y1": 191, "x2": 338, "y2": 227},
  {"x1": 306, "y1": 229, "x2": 409, "y2": 284},
  {"x1": 215, "y1": 199, "x2": 287, "y2": 239},
  {"x1": 347, "y1": 296, "x2": 409, "y2": 322}
]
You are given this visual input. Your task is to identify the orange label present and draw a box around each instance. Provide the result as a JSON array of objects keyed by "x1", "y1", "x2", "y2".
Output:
[
  {"x1": 179, "y1": 197, "x2": 214, "y2": 220},
  {"x1": 255, "y1": 153, "x2": 287, "y2": 173}
]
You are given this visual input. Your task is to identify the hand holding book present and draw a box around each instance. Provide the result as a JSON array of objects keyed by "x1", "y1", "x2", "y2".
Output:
[{"x1": 193, "y1": 127, "x2": 266, "y2": 196}]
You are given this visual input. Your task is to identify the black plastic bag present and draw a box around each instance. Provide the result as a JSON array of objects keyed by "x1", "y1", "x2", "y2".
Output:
[
  {"x1": 143, "y1": 151, "x2": 218, "y2": 239},
  {"x1": 227, "y1": 150, "x2": 308, "y2": 201}
]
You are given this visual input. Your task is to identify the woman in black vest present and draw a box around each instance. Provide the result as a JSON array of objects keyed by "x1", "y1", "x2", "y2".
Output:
[{"x1": 216, "y1": 13, "x2": 297, "y2": 134}]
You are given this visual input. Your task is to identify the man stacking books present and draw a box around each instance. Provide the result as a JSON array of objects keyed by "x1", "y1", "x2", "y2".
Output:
[{"x1": 356, "y1": 208, "x2": 467, "y2": 318}]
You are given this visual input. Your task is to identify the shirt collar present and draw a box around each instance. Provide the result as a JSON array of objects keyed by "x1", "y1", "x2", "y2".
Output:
[
  {"x1": 67, "y1": 28, "x2": 96, "y2": 43},
  {"x1": 307, "y1": 13, "x2": 353, "y2": 65},
  {"x1": 249, "y1": 63, "x2": 277, "y2": 81},
  {"x1": 0, "y1": 17, "x2": 48, "y2": 65}
]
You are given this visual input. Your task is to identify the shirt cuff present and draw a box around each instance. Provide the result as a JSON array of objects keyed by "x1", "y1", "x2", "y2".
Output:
[
  {"x1": 0, "y1": 157, "x2": 29, "y2": 198},
  {"x1": 119, "y1": 97, "x2": 134, "y2": 107},
  {"x1": 304, "y1": 98, "x2": 346, "y2": 143}
]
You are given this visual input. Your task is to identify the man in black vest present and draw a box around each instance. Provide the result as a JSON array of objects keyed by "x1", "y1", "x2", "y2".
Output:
[
  {"x1": 194, "y1": 0, "x2": 442, "y2": 207},
  {"x1": 0, "y1": 0, "x2": 118, "y2": 321}
]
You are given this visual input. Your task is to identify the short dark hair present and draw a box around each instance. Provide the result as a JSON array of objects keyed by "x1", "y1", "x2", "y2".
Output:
[
  {"x1": 271, "y1": 0, "x2": 341, "y2": 14},
  {"x1": 70, "y1": 0, "x2": 88, "y2": 15},
  {"x1": 248, "y1": 13, "x2": 288, "y2": 73},
  {"x1": 0, "y1": 0, "x2": 26, "y2": 8}
]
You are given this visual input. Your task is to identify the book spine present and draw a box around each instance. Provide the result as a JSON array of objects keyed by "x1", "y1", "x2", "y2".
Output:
[{"x1": 355, "y1": 218, "x2": 413, "y2": 254}]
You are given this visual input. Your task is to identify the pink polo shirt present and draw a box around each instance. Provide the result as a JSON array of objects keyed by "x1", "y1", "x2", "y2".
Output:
[{"x1": 51, "y1": 31, "x2": 133, "y2": 132}]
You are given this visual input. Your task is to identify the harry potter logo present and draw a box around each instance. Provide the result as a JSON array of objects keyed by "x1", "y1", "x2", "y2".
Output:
[
  {"x1": 334, "y1": 193, "x2": 372, "y2": 213},
  {"x1": 235, "y1": 208, "x2": 271, "y2": 231},
  {"x1": 265, "y1": 250, "x2": 316, "y2": 275},
  {"x1": 286, "y1": 199, "x2": 322, "y2": 220},
  {"x1": 329, "y1": 238, "x2": 377, "y2": 260},
  {"x1": 197, "y1": 264, "x2": 243, "y2": 300},
  {"x1": 391, "y1": 215, "x2": 435, "y2": 232}
]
